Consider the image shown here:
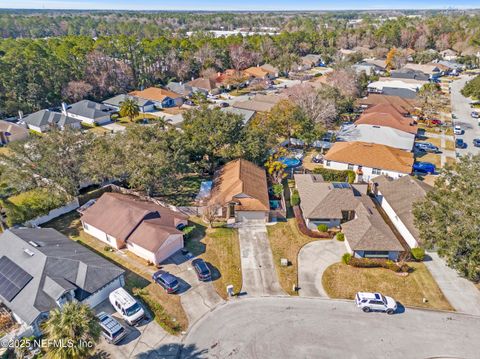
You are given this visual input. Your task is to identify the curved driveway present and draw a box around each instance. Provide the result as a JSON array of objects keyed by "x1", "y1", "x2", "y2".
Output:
[
  {"x1": 298, "y1": 239, "x2": 344, "y2": 297},
  {"x1": 181, "y1": 297, "x2": 480, "y2": 359}
]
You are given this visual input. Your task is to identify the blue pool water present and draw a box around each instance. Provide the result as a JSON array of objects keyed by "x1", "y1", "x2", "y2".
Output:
[{"x1": 279, "y1": 157, "x2": 301, "y2": 168}]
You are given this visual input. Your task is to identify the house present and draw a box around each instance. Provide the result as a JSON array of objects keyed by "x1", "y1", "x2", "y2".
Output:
[
  {"x1": 299, "y1": 54, "x2": 324, "y2": 70},
  {"x1": 339, "y1": 103, "x2": 418, "y2": 150},
  {"x1": 21, "y1": 109, "x2": 81, "y2": 133},
  {"x1": 233, "y1": 94, "x2": 282, "y2": 113},
  {"x1": 390, "y1": 68, "x2": 430, "y2": 82},
  {"x1": 403, "y1": 63, "x2": 445, "y2": 79},
  {"x1": 437, "y1": 60, "x2": 465, "y2": 75},
  {"x1": 353, "y1": 59, "x2": 387, "y2": 75},
  {"x1": 0, "y1": 228, "x2": 125, "y2": 336},
  {"x1": 380, "y1": 87, "x2": 418, "y2": 99},
  {"x1": 243, "y1": 66, "x2": 272, "y2": 79},
  {"x1": 130, "y1": 87, "x2": 184, "y2": 108},
  {"x1": 373, "y1": 175, "x2": 432, "y2": 248},
  {"x1": 186, "y1": 77, "x2": 219, "y2": 95},
  {"x1": 355, "y1": 94, "x2": 417, "y2": 115},
  {"x1": 294, "y1": 174, "x2": 404, "y2": 260},
  {"x1": 215, "y1": 69, "x2": 250, "y2": 90},
  {"x1": 166, "y1": 82, "x2": 194, "y2": 97},
  {"x1": 64, "y1": 100, "x2": 115, "y2": 125},
  {"x1": 324, "y1": 141, "x2": 414, "y2": 182},
  {"x1": 260, "y1": 63, "x2": 280, "y2": 77},
  {"x1": 103, "y1": 94, "x2": 156, "y2": 113},
  {"x1": 440, "y1": 49, "x2": 458, "y2": 61},
  {"x1": 81, "y1": 192, "x2": 188, "y2": 265},
  {"x1": 208, "y1": 159, "x2": 270, "y2": 223},
  {"x1": 0, "y1": 120, "x2": 28, "y2": 144},
  {"x1": 221, "y1": 107, "x2": 256, "y2": 124},
  {"x1": 368, "y1": 77, "x2": 426, "y2": 94}
]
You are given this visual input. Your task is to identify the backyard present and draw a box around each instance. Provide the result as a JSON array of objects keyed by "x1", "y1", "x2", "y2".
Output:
[
  {"x1": 43, "y1": 211, "x2": 189, "y2": 334},
  {"x1": 322, "y1": 262, "x2": 454, "y2": 311}
]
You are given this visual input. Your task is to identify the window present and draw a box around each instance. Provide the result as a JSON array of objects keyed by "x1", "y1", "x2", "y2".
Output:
[
  {"x1": 372, "y1": 168, "x2": 381, "y2": 175},
  {"x1": 347, "y1": 164, "x2": 354, "y2": 170},
  {"x1": 326, "y1": 160, "x2": 331, "y2": 167}
]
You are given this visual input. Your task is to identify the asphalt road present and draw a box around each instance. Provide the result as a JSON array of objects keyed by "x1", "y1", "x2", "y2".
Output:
[
  {"x1": 181, "y1": 297, "x2": 480, "y2": 359},
  {"x1": 451, "y1": 75, "x2": 480, "y2": 156}
]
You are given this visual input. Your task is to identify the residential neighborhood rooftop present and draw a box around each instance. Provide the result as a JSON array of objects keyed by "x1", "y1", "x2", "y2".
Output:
[
  {"x1": 130, "y1": 87, "x2": 182, "y2": 102},
  {"x1": 357, "y1": 103, "x2": 418, "y2": 134}
]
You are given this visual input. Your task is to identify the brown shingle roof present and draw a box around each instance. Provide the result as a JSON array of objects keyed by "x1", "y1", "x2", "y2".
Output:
[
  {"x1": 244, "y1": 66, "x2": 270, "y2": 78},
  {"x1": 129, "y1": 87, "x2": 182, "y2": 102},
  {"x1": 373, "y1": 175, "x2": 432, "y2": 244},
  {"x1": 324, "y1": 142, "x2": 414, "y2": 174},
  {"x1": 356, "y1": 94, "x2": 417, "y2": 115},
  {"x1": 357, "y1": 104, "x2": 418, "y2": 134},
  {"x1": 342, "y1": 196, "x2": 404, "y2": 252},
  {"x1": 187, "y1": 77, "x2": 217, "y2": 91},
  {"x1": 81, "y1": 192, "x2": 187, "y2": 247},
  {"x1": 209, "y1": 159, "x2": 269, "y2": 211}
]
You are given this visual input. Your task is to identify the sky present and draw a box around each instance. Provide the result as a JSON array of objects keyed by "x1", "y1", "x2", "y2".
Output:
[{"x1": 1, "y1": 0, "x2": 479, "y2": 11}]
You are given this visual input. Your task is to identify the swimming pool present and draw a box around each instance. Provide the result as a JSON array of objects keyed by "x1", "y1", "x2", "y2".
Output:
[{"x1": 279, "y1": 157, "x2": 302, "y2": 168}]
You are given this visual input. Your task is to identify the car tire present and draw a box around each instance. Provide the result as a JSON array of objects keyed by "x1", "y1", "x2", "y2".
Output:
[
  {"x1": 386, "y1": 309, "x2": 395, "y2": 315},
  {"x1": 362, "y1": 307, "x2": 371, "y2": 313}
]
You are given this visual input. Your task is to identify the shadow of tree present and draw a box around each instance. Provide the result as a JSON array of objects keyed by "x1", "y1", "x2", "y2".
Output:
[{"x1": 134, "y1": 343, "x2": 208, "y2": 359}]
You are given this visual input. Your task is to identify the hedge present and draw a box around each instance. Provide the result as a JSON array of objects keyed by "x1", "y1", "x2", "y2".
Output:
[
  {"x1": 342, "y1": 253, "x2": 352, "y2": 264},
  {"x1": 290, "y1": 189, "x2": 300, "y2": 206},
  {"x1": 410, "y1": 247, "x2": 425, "y2": 261},
  {"x1": 336, "y1": 233, "x2": 345, "y2": 242},
  {"x1": 312, "y1": 167, "x2": 356, "y2": 183},
  {"x1": 347, "y1": 257, "x2": 410, "y2": 273},
  {"x1": 293, "y1": 205, "x2": 331, "y2": 239}
]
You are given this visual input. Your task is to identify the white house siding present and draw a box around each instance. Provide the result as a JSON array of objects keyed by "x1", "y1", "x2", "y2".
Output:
[
  {"x1": 67, "y1": 113, "x2": 111, "y2": 125},
  {"x1": 235, "y1": 210, "x2": 268, "y2": 223},
  {"x1": 324, "y1": 160, "x2": 408, "y2": 182},
  {"x1": 82, "y1": 276, "x2": 124, "y2": 308},
  {"x1": 306, "y1": 218, "x2": 341, "y2": 230},
  {"x1": 27, "y1": 124, "x2": 47, "y2": 133},
  {"x1": 126, "y1": 242, "x2": 156, "y2": 263},
  {"x1": 154, "y1": 234, "x2": 184, "y2": 263},
  {"x1": 82, "y1": 222, "x2": 123, "y2": 249},
  {"x1": 375, "y1": 192, "x2": 418, "y2": 248}
]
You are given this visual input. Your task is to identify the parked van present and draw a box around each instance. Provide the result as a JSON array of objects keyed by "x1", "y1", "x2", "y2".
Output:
[
  {"x1": 97, "y1": 312, "x2": 127, "y2": 344},
  {"x1": 109, "y1": 288, "x2": 145, "y2": 326}
]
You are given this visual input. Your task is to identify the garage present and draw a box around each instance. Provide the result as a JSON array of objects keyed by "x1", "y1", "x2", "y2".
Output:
[{"x1": 236, "y1": 211, "x2": 268, "y2": 223}]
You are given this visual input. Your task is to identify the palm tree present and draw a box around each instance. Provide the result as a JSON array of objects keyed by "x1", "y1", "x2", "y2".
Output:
[
  {"x1": 119, "y1": 97, "x2": 140, "y2": 122},
  {"x1": 42, "y1": 302, "x2": 101, "y2": 359}
]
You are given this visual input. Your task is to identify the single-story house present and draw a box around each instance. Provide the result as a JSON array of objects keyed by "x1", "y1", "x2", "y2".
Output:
[
  {"x1": 380, "y1": 87, "x2": 418, "y2": 99},
  {"x1": 390, "y1": 68, "x2": 430, "y2": 82},
  {"x1": 243, "y1": 66, "x2": 272, "y2": 80},
  {"x1": 130, "y1": 87, "x2": 184, "y2": 108},
  {"x1": 63, "y1": 100, "x2": 115, "y2": 125},
  {"x1": 440, "y1": 49, "x2": 458, "y2": 61},
  {"x1": 166, "y1": 82, "x2": 194, "y2": 97},
  {"x1": 437, "y1": 60, "x2": 465, "y2": 75},
  {"x1": 215, "y1": 69, "x2": 250, "y2": 90},
  {"x1": 294, "y1": 174, "x2": 404, "y2": 260},
  {"x1": 355, "y1": 94, "x2": 417, "y2": 115},
  {"x1": 233, "y1": 94, "x2": 282, "y2": 113},
  {"x1": 81, "y1": 192, "x2": 188, "y2": 265},
  {"x1": 324, "y1": 141, "x2": 414, "y2": 182},
  {"x1": 403, "y1": 63, "x2": 445, "y2": 79},
  {"x1": 352, "y1": 62, "x2": 384, "y2": 76},
  {"x1": 21, "y1": 109, "x2": 81, "y2": 133},
  {"x1": 368, "y1": 78, "x2": 426, "y2": 93},
  {"x1": 221, "y1": 107, "x2": 256, "y2": 124},
  {"x1": 186, "y1": 77, "x2": 219, "y2": 95},
  {"x1": 373, "y1": 175, "x2": 432, "y2": 248},
  {"x1": 208, "y1": 159, "x2": 270, "y2": 223},
  {"x1": 260, "y1": 64, "x2": 280, "y2": 78},
  {"x1": 299, "y1": 54, "x2": 324, "y2": 70},
  {"x1": 0, "y1": 120, "x2": 29, "y2": 144},
  {"x1": 103, "y1": 94, "x2": 156, "y2": 112},
  {"x1": 0, "y1": 228, "x2": 125, "y2": 337}
]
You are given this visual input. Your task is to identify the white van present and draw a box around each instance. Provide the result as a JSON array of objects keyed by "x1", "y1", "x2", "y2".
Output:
[{"x1": 109, "y1": 288, "x2": 145, "y2": 326}]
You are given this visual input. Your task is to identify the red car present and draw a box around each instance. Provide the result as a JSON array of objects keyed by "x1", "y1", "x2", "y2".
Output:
[{"x1": 429, "y1": 119, "x2": 442, "y2": 125}]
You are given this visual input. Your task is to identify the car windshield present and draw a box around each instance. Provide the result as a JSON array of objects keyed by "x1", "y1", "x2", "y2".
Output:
[
  {"x1": 125, "y1": 302, "x2": 141, "y2": 316},
  {"x1": 112, "y1": 326, "x2": 125, "y2": 338},
  {"x1": 168, "y1": 279, "x2": 179, "y2": 287},
  {"x1": 381, "y1": 295, "x2": 388, "y2": 304},
  {"x1": 198, "y1": 263, "x2": 209, "y2": 274}
]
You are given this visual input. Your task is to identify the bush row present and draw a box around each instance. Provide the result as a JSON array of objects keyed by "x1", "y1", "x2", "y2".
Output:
[
  {"x1": 312, "y1": 167, "x2": 356, "y2": 184},
  {"x1": 293, "y1": 205, "x2": 331, "y2": 239},
  {"x1": 344, "y1": 255, "x2": 410, "y2": 273}
]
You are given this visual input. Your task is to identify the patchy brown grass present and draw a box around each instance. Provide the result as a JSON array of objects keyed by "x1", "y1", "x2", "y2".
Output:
[
  {"x1": 44, "y1": 211, "x2": 189, "y2": 334},
  {"x1": 416, "y1": 152, "x2": 441, "y2": 168},
  {"x1": 188, "y1": 217, "x2": 242, "y2": 299},
  {"x1": 444, "y1": 140, "x2": 455, "y2": 151},
  {"x1": 322, "y1": 262, "x2": 453, "y2": 311},
  {"x1": 267, "y1": 218, "x2": 328, "y2": 295}
]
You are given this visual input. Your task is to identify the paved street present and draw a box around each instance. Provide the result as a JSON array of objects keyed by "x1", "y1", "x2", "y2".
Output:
[
  {"x1": 298, "y1": 239, "x2": 344, "y2": 297},
  {"x1": 424, "y1": 251, "x2": 480, "y2": 316},
  {"x1": 238, "y1": 223, "x2": 285, "y2": 296},
  {"x1": 450, "y1": 75, "x2": 480, "y2": 155},
  {"x1": 181, "y1": 297, "x2": 480, "y2": 359}
]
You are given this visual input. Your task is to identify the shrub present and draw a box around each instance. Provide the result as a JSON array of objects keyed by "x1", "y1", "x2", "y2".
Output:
[
  {"x1": 342, "y1": 253, "x2": 352, "y2": 264},
  {"x1": 312, "y1": 167, "x2": 356, "y2": 184},
  {"x1": 317, "y1": 224, "x2": 329, "y2": 233},
  {"x1": 348, "y1": 257, "x2": 408, "y2": 273},
  {"x1": 182, "y1": 225, "x2": 196, "y2": 240},
  {"x1": 272, "y1": 183, "x2": 284, "y2": 198},
  {"x1": 292, "y1": 205, "x2": 331, "y2": 239},
  {"x1": 290, "y1": 189, "x2": 300, "y2": 206},
  {"x1": 411, "y1": 247, "x2": 425, "y2": 261},
  {"x1": 336, "y1": 233, "x2": 345, "y2": 242}
]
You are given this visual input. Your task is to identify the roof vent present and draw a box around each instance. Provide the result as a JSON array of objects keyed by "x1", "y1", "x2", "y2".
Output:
[
  {"x1": 24, "y1": 248, "x2": 35, "y2": 257},
  {"x1": 28, "y1": 241, "x2": 40, "y2": 247}
]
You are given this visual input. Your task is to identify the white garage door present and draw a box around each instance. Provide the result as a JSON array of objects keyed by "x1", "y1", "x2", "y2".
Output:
[
  {"x1": 236, "y1": 211, "x2": 267, "y2": 223},
  {"x1": 82, "y1": 276, "x2": 124, "y2": 308}
]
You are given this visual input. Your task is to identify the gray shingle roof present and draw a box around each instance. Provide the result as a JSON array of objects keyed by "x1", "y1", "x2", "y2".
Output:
[
  {"x1": 23, "y1": 110, "x2": 80, "y2": 128},
  {"x1": 0, "y1": 228, "x2": 124, "y2": 325},
  {"x1": 103, "y1": 94, "x2": 154, "y2": 108},
  {"x1": 67, "y1": 100, "x2": 114, "y2": 121}
]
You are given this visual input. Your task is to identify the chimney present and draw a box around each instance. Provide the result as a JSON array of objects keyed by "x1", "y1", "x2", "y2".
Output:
[
  {"x1": 61, "y1": 102, "x2": 68, "y2": 115},
  {"x1": 191, "y1": 77, "x2": 195, "y2": 81},
  {"x1": 217, "y1": 72, "x2": 221, "y2": 77},
  {"x1": 18, "y1": 110, "x2": 23, "y2": 120}
]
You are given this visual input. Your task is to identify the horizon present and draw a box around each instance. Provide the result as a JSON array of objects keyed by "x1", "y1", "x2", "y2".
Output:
[{"x1": 1, "y1": 0, "x2": 480, "y2": 11}]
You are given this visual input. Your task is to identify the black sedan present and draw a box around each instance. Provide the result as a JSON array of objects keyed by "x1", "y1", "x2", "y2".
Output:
[
  {"x1": 192, "y1": 258, "x2": 212, "y2": 281},
  {"x1": 473, "y1": 138, "x2": 480, "y2": 147}
]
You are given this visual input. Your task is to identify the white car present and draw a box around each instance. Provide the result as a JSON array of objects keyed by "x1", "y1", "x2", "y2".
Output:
[
  {"x1": 355, "y1": 292, "x2": 397, "y2": 314},
  {"x1": 454, "y1": 125, "x2": 463, "y2": 135}
]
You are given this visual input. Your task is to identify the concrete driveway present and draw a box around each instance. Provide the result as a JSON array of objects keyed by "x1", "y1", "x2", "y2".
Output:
[
  {"x1": 424, "y1": 251, "x2": 480, "y2": 316},
  {"x1": 451, "y1": 75, "x2": 480, "y2": 155},
  {"x1": 238, "y1": 223, "x2": 284, "y2": 296},
  {"x1": 181, "y1": 297, "x2": 480, "y2": 359},
  {"x1": 298, "y1": 239, "x2": 345, "y2": 297}
]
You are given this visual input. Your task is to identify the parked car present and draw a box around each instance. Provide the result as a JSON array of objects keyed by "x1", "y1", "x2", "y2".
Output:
[
  {"x1": 355, "y1": 292, "x2": 397, "y2": 315},
  {"x1": 413, "y1": 162, "x2": 436, "y2": 174},
  {"x1": 414, "y1": 142, "x2": 439, "y2": 153},
  {"x1": 473, "y1": 138, "x2": 480, "y2": 147},
  {"x1": 152, "y1": 270, "x2": 180, "y2": 293},
  {"x1": 192, "y1": 258, "x2": 212, "y2": 281},
  {"x1": 219, "y1": 102, "x2": 230, "y2": 108},
  {"x1": 109, "y1": 288, "x2": 145, "y2": 326},
  {"x1": 97, "y1": 312, "x2": 127, "y2": 344},
  {"x1": 471, "y1": 111, "x2": 479, "y2": 119},
  {"x1": 454, "y1": 125, "x2": 463, "y2": 135},
  {"x1": 429, "y1": 119, "x2": 442, "y2": 125},
  {"x1": 456, "y1": 138, "x2": 467, "y2": 149}
]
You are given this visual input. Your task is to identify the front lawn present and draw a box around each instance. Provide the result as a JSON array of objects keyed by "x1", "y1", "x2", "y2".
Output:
[
  {"x1": 44, "y1": 211, "x2": 189, "y2": 334},
  {"x1": 267, "y1": 218, "x2": 327, "y2": 295},
  {"x1": 322, "y1": 262, "x2": 453, "y2": 311},
  {"x1": 188, "y1": 218, "x2": 242, "y2": 299},
  {"x1": 416, "y1": 152, "x2": 441, "y2": 168}
]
